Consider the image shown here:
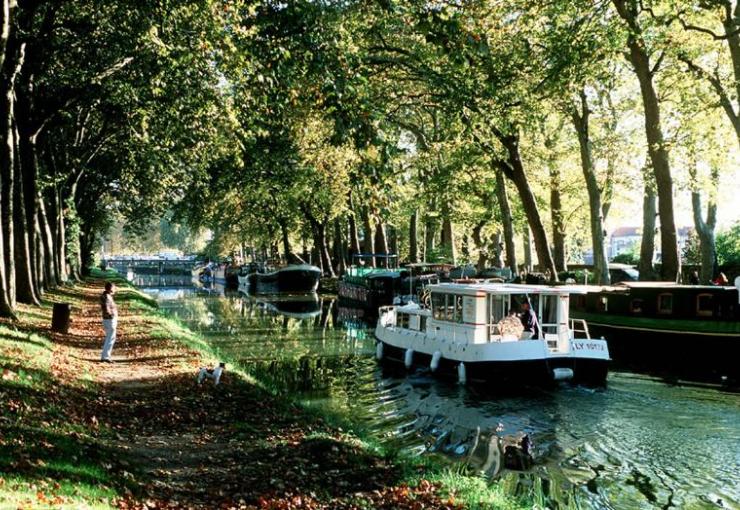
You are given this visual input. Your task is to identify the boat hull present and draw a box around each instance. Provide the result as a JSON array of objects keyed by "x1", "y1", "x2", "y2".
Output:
[
  {"x1": 377, "y1": 340, "x2": 609, "y2": 386},
  {"x1": 579, "y1": 320, "x2": 739, "y2": 384},
  {"x1": 241, "y1": 265, "x2": 321, "y2": 294}
]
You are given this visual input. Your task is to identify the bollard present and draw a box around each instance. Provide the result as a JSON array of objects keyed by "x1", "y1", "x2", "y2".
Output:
[{"x1": 51, "y1": 303, "x2": 71, "y2": 334}]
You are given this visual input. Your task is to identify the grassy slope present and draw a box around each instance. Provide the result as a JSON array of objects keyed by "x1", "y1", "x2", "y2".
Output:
[
  {"x1": 0, "y1": 271, "x2": 532, "y2": 509},
  {"x1": 0, "y1": 299, "x2": 122, "y2": 509}
]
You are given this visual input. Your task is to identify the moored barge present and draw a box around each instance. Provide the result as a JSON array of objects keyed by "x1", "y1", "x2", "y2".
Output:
[{"x1": 570, "y1": 281, "x2": 740, "y2": 383}]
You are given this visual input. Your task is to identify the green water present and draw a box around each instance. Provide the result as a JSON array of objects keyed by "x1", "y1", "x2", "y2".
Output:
[{"x1": 141, "y1": 279, "x2": 740, "y2": 510}]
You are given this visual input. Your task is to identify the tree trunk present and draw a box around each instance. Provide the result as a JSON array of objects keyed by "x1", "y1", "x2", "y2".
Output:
[
  {"x1": 333, "y1": 218, "x2": 347, "y2": 274},
  {"x1": 572, "y1": 90, "x2": 610, "y2": 284},
  {"x1": 389, "y1": 225, "x2": 398, "y2": 257},
  {"x1": 0, "y1": 72, "x2": 14, "y2": 311},
  {"x1": 440, "y1": 206, "x2": 456, "y2": 265},
  {"x1": 53, "y1": 186, "x2": 67, "y2": 282},
  {"x1": 472, "y1": 222, "x2": 488, "y2": 272},
  {"x1": 691, "y1": 166, "x2": 718, "y2": 284},
  {"x1": 495, "y1": 133, "x2": 557, "y2": 279},
  {"x1": 280, "y1": 220, "x2": 304, "y2": 264},
  {"x1": 639, "y1": 175, "x2": 657, "y2": 281},
  {"x1": 613, "y1": 0, "x2": 680, "y2": 281},
  {"x1": 424, "y1": 214, "x2": 436, "y2": 262},
  {"x1": 37, "y1": 195, "x2": 56, "y2": 286},
  {"x1": 316, "y1": 221, "x2": 334, "y2": 278},
  {"x1": 348, "y1": 213, "x2": 360, "y2": 257},
  {"x1": 373, "y1": 218, "x2": 388, "y2": 267},
  {"x1": 12, "y1": 120, "x2": 39, "y2": 304},
  {"x1": 549, "y1": 162, "x2": 567, "y2": 273},
  {"x1": 361, "y1": 208, "x2": 374, "y2": 267},
  {"x1": 408, "y1": 209, "x2": 419, "y2": 263},
  {"x1": 491, "y1": 232, "x2": 504, "y2": 269},
  {"x1": 523, "y1": 228, "x2": 532, "y2": 273},
  {"x1": 495, "y1": 169, "x2": 517, "y2": 275}
]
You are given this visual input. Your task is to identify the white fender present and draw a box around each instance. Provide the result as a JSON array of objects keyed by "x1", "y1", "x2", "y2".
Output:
[
  {"x1": 552, "y1": 367, "x2": 574, "y2": 381},
  {"x1": 404, "y1": 349, "x2": 414, "y2": 369},
  {"x1": 430, "y1": 351, "x2": 442, "y2": 372},
  {"x1": 376, "y1": 341, "x2": 384, "y2": 360},
  {"x1": 457, "y1": 362, "x2": 467, "y2": 384}
]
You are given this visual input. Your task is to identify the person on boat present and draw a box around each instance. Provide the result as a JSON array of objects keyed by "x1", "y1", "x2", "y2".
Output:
[
  {"x1": 713, "y1": 272, "x2": 729, "y2": 286},
  {"x1": 520, "y1": 299, "x2": 540, "y2": 339}
]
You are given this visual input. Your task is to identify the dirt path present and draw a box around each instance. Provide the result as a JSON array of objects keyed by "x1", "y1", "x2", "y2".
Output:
[{"x1": 41, "y1": 279, "x2": 460, "y2": 510}]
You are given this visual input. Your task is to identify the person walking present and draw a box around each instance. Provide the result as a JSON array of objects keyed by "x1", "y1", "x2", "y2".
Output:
[{"x1": 100, "y1": 282, "x2": 118, "y2": 362}]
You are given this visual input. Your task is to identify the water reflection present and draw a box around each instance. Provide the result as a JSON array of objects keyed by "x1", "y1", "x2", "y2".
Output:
[{"x1": 139, "y1": 277, "x2": 740, "y2": 510}]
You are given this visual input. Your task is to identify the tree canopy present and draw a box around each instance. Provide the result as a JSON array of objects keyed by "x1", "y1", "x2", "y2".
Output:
[{"x1": 1, "y1": 0, "x2": 738, "y2": 315}]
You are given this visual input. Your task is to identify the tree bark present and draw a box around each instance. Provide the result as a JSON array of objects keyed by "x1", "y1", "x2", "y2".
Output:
[
  {"x1": 361, "y1": 207, "x2": 374, "y2": 267},
  {"x1": 423, "y1": 213, "x2": 436, "y2": 262},
  {"x1": 494, "y1": 132, "x2": 557, "y2": 279},
  {"x1": 408, "y1": 209, "x2": 419, "y2": 263},
  {"x1": 315, "y1": 221, "x2": 334, "y2": 278},
  {"x1": 549, "y1": 162, "x2": 567, "y2": 273},
  {"x1": 572, "y1": 90, "x2": 610, "y2": 284},
  {"x1": 523, "y1": 227, "x2": 532, "y2": 273},
  {"x1": 279, "y1": 220, "x2": 304, "y2": 264},
  {"x1": 333, "y1": 218, "x2": 347, "y2": 274},
  {"x1": 440, "y1": 206, "x2": 456, "y2": 265},
  {"x1": 348, "y1": 213, "x2": 360, "y2": 258},
  {"x1": 471, "y1": 221, "x2": 488, "y2": 272},
  {"x1": 373, "y1": 217, "x2": 388, "y2": 267},
  {"x1": 639, "y1": 174, "x2": 657, "y2": 281},
  {"x1": 12, "y1": 117, "x2": 39, "y2": 304},
  {"x1": 613, "y1": 0, "x2": 680, "y2": 281},
  {"x1": 691, "y1": 166, "x2": 718, "y2": 284},
  {"x1": 494, "y1": 169, "x2": 517, "y2": 275},
  {"x1": 40, "y1": 198, "x2": 57, "y2": 286}
]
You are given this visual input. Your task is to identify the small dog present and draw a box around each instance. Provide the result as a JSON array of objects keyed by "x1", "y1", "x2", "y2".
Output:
[{"x1": 197, "y1": 362, "x2": 225, "y2": 385}]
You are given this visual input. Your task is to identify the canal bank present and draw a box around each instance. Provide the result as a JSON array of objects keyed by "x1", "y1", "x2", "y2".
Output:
[{"x1": 0, "y1": 271, "x2": 527, "y2": 509}]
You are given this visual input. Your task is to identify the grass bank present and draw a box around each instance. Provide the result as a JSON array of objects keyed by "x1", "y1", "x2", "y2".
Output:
[{"x1": 0, "y1": 271, "x2": 533, "y2": 509}]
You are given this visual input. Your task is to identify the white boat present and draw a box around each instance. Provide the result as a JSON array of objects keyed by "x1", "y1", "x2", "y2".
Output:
[{"x1": 375, "y1": 282, "x2": 610, "y2": 385}]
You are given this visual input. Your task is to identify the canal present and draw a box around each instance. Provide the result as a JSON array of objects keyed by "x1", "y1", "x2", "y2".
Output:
[{"x1": 136, "y1": 275, "x2": 740, "y2": 510}]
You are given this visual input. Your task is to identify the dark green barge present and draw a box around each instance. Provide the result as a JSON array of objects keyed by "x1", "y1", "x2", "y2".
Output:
[{"x1": 570, "y1": 282, "x2": 740, "y2": 384}]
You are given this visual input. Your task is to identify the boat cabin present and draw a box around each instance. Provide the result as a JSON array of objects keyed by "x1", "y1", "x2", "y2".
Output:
[
  {"x1": 571, "y1": 282, "x2": 740, "y2": 321},
  {"x1": 390, "y1": 283, "x2": 588, "y2": 349}
]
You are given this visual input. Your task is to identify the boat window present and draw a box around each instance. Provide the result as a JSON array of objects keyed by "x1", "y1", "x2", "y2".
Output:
[
  {"x1": 488, "y1": 294, "x2": 505, "y2": 323},
  {"x1": 432, "y1": 293, "x2": 446, "y2": 320},
  {"x1": 398, "y1": 313, "x2": 409, "y2": 329},
  {"x1": 454, "y1": 295, "x2": 464, "y2": 323},
  {"x1": 541, "y1": 295, "x2": 558, "y2": 324},
  {"x1": 657, "y1": 293, "x2": 673, "y2": 315},
  {"x1": 597, "y1": 296, "x2": 608, "y2": 312},
  {"x1": 630, "y1": 299, "x2": 643, "y2": 313},
  {"x1": 696, "y1": 293, "x2": 714, "y2": 317}
]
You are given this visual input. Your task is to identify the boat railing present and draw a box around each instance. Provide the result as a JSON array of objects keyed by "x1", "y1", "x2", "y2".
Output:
[{"x1": 569, "y1": 318, "x2": 591, "y2": 339}]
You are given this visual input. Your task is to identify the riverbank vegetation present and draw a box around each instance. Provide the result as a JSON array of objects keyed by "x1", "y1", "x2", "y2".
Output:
[
  {"x1": 1, "y1": 1, "x2": 739, "y2": 323},
  {"x1": 1, "y1": 273, "x2": 532, "y2": 509}
]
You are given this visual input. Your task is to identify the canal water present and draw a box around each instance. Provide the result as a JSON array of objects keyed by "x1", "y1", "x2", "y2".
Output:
[{"x1": 137, "y1": 275, "x2": 740, "y2": 510}]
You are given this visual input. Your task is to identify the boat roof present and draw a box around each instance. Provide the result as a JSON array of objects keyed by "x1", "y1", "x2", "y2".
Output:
[
  {"x1": 428, "y1": 282, "x2": 587, "y2": 296},
  {"x1": 405, "y1": 262, "x2": 455, "y2": 269},
  {"x1": 588, "y1": 282, "x2": 739, "y2": 292}
]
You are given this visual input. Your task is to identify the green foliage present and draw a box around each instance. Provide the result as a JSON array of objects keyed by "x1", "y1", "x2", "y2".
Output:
[
  {"x1": 716, "y1": 222, "x2": 740, "y2": 267},
  {"x1": 612, "y1": 249, "x2": 639, "y2": 265}
]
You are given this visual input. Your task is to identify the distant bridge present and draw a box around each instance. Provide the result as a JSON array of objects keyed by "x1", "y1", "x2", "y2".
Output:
[{"x1": 103, "y1": 257, "x2": 196, "y2": 275}]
